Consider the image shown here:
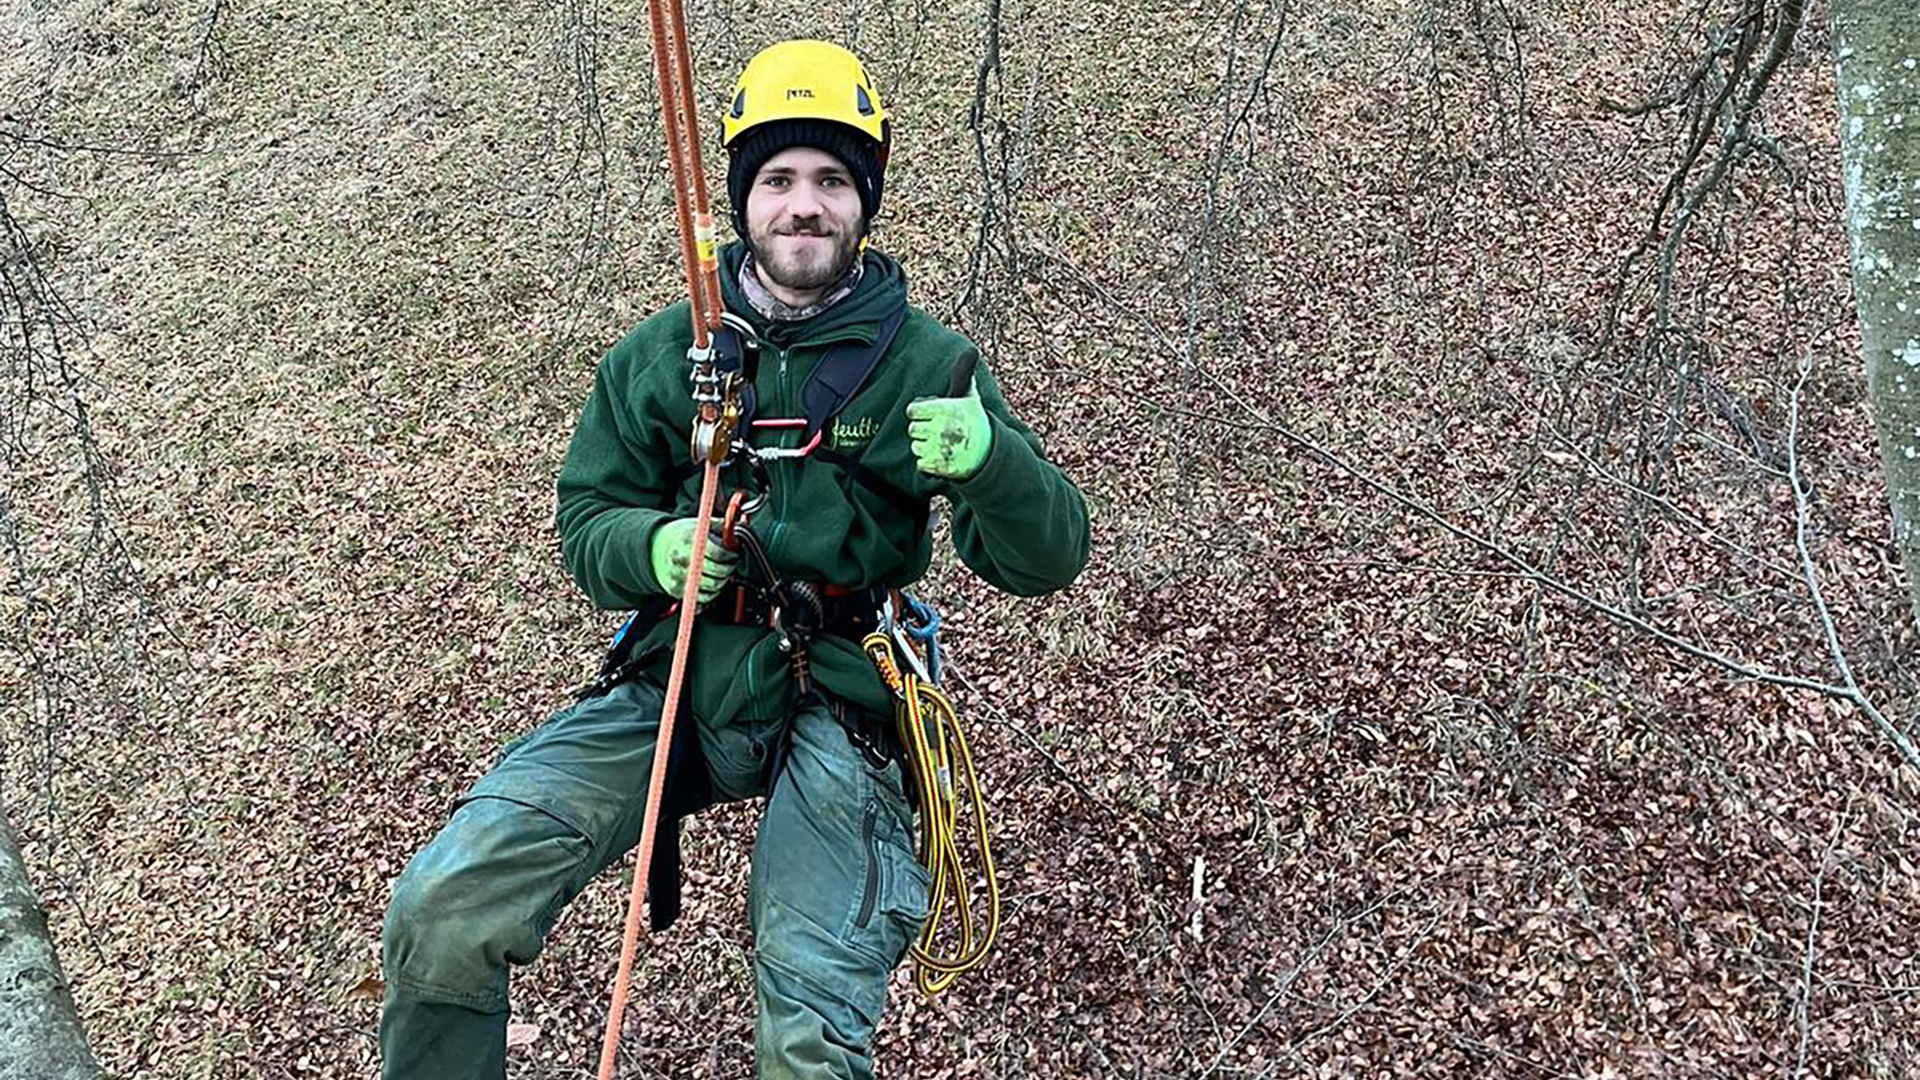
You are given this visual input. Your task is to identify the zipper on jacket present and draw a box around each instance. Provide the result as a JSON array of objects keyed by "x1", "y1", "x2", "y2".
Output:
[
  {"x1": 769, "y1": 346, "x2": 792, "y2": 553},
  {"x1": 744, "y1": 637, "x2": 758, "y2": 705},
  {"x1": 854, "y1": 801, "x2": 880, "y2": 930}
]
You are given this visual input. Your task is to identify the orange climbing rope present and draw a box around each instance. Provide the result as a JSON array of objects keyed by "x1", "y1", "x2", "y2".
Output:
[
  {"x1": 594, "y1": 1, "x2": 729, "y2": 1076},
  {"x1": 644, "y1": 0, "x2": 722, "y2": 344}
]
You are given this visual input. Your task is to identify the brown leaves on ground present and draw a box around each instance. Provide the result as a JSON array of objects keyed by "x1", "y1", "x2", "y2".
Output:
[{"x1": 1, "y1": 0, "x2": 1916, "y2": 1076}]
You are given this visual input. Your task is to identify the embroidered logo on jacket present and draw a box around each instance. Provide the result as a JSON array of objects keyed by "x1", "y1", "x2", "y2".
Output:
[{"x1": 832, "y1": 416, "x2": 880, "y2": 450}]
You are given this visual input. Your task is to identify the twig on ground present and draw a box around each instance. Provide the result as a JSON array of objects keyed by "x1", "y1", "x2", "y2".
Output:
[
  {"x1": 1198, "y1": 869, "x2": 1456, "y2": 1078},
  {"x1": 1542, "y1": 426, "x2": 1798, "y2": 581},
  {"x1": 1188, "y1": 360, "x2": 1857, "y2": 696},
  {"x1": 1785, "y1": 350, "x2": 1920, "y2": 769},
  {"x1": 1790, "y1": 814, "x2": 1845, "y2": 1079},
  {"x1": 1289, "y1": 903, "x2": 1445, "y2": 1047},
  {"x1": 942, "y1": 656, "x2": 1107, "y2": 811},
  {"x1": 191, "y1": 0, "x2": 232, "y2": 92},
  {"x1": 549, "y1": 0, "x2": 612, "y2": 349},
  {"x1": 1161, "y1": 345, "x2": 1920, "y2": 773},
  {"x1": 1179, "y1": 0, "x2": 1287, "y2": 519},
  {"x1": 946, "y1": 0, "x2": 1005, "y2": 325}
]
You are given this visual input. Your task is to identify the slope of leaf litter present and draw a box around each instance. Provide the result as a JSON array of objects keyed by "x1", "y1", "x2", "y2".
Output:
[{"x1": 2, "y1": 0, "x2": 1917, "y2": 1074}]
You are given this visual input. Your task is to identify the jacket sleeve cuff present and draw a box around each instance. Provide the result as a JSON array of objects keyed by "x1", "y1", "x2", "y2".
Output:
[
  {"x1": 948, "y1": 414, "x2": 1037, "y2": 504},
  {"x1": 632, "y1": 512, "x2": 672, "y2": 597}
]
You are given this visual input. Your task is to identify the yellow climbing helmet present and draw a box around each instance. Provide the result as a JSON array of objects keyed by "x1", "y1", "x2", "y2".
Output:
[
  {"x1": 722, "y1": 39, "x2": 888, "y2": 149},
  {"x1": 722, "y1": 40, "x2": 891, "y2": 234}
]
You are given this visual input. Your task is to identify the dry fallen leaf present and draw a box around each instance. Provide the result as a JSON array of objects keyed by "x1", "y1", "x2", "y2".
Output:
[
  {"x1": 345, "y1": 976, "x2": 384, "y2": 1003},
  {"x1": 506, "y1": 1022, "x2": 542, "y2": 1050},
  {"x1": 18, "y1": 0, "x2": 1920, "y2": 1075}
]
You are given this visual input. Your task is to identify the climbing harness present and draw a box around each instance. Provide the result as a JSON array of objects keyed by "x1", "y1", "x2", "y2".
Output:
[{"x1": 863, "y1": 601, "x2": 1001, "y2": 996}]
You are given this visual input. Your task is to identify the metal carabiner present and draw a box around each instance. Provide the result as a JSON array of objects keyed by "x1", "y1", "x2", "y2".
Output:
[
  {"x1": 883, "y1": 593, "x2": 934, "y2": 686},
  {"x1": 748, "y1": 428, "x2": 824, "y2": 461},
  {"x1": 719, "y1": 488, "x2": 768, "y2": 551}
]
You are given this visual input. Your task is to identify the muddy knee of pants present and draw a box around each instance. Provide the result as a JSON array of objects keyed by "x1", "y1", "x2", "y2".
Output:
[
  {"x1": 383, "y1": 795, "x2": 592, "y2": 1010},
  {"x1": 748, "y1": 701, "x2": 930, "y2": 1079}
]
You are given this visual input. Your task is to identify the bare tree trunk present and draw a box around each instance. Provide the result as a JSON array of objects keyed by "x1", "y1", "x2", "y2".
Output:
[
  {"x1": 1832, "y1": 0, "x2": 1920, "y2": 629},
  {"x1": 0, "y1": 816, "x2": 102, "y2": 1080}
]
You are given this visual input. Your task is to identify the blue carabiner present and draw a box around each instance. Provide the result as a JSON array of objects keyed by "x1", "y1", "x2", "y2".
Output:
[{"x1": 901, "y1": 594, "x2": 943, "y2": 686}]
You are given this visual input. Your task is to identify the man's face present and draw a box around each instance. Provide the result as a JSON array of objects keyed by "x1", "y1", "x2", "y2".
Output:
[{"x1": 744, "y1": 145, "x2": 864, "y2": 299}]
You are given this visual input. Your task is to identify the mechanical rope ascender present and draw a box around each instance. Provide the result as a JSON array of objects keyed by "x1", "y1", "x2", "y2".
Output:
[{"x1": 595, "y1": 19, "x2": 1003, "y2": 1075}]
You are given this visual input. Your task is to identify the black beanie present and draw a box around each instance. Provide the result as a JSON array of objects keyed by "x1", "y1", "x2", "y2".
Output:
[{"x1": 726, "y1": 118, "x2": 885, "y2": 238}]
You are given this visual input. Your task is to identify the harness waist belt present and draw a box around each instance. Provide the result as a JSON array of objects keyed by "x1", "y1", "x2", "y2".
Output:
[{"x1": 702, "y1": 581, "x2": 893, "y2": 639}]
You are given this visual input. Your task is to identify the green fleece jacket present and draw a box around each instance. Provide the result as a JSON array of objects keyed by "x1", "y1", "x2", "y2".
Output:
[{"x1": 556, "y1": 242, "x2": 1090, "y2": 725}]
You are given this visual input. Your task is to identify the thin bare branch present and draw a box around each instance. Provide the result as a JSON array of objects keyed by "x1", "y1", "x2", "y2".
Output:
[
  {"x1": 1790, "y1": 815, "x2": 1845, "y2": 1080},
  {"x1": 1185, "y1": 356, "x2": 1918, "y2": 737},
  {"x1": 1785, "y1": 350, "x2": 1920, "y2": 768}
]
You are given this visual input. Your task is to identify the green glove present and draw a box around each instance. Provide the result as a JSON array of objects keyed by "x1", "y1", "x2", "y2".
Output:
[
  {"x1": 650, "y1": 517, "x2": 737, "y2": 604},
  {"x1": 905, "y1": 376, "x2": 993, "y2": 480}
]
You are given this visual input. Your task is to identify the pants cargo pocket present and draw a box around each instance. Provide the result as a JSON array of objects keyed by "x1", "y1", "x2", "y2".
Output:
[
  {"x1": 748, "y1": 701, "x2": 927, "y2": 1078},
  {"x1": 451, "y1": 793, "x2": 602, "y2": 946},
  {"x1": 846, "y1": 784, "x2": 932, "y2": 968}
]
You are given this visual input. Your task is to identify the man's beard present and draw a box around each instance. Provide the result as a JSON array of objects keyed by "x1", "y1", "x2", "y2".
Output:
[{"x1": 749, "y1": 222, "x2": 861, "y2": 294}]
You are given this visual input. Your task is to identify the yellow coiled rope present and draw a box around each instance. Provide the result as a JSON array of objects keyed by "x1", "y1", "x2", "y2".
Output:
[{"x1": 862, "y1": 631, "x2": 1000, "y2": 995}]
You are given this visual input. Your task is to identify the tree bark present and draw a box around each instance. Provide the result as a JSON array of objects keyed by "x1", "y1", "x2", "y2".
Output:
[
  {"x1": 0, "y1": 815, "x2": 102, "y2": 1080},
  {"x1": 1832, "y1": 0, "x2": 1920, "y2": 630}
]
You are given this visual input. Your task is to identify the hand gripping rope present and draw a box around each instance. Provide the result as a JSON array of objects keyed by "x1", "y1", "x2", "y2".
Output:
[{"x1": 594, "y1": 0, "x2": 729, "y2": 1074}]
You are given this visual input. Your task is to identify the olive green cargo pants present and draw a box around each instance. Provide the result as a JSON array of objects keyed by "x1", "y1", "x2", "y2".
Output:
[{"x1": 379, "y1": 676, "x2": 930, "y2": 1079}]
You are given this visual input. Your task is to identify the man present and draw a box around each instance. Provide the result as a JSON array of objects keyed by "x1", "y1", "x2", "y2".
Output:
[{"x1": 380, "y1": 39, "x2": 1089, "y2": 1079}]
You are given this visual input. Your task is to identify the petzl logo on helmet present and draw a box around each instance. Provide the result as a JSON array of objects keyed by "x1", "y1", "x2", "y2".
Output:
[{"x1": 786, "y1": 88, "x2": 814, "y2": 99}]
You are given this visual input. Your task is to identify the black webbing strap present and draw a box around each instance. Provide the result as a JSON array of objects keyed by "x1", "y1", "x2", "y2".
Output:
[
  {"x1": 646, "y1": 670, "x2": 713, "y2": 932},
  {"x1": 717, "y1": 318, "x2": 759, "y2": 427},
  {"x1": 798, "y1": 305, "x2": 906, "y2": 441},
  {"x1": 812, "y1": 447, "x2": 927, "y2": 528},
  {"x1": 664, "y1": 305, "x2": 902, "y2": 486}
]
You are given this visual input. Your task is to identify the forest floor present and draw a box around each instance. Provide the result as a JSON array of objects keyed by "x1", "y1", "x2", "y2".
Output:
[{"x1": 3, "y1": 0, "x2": 1918, "y2": 1075}]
